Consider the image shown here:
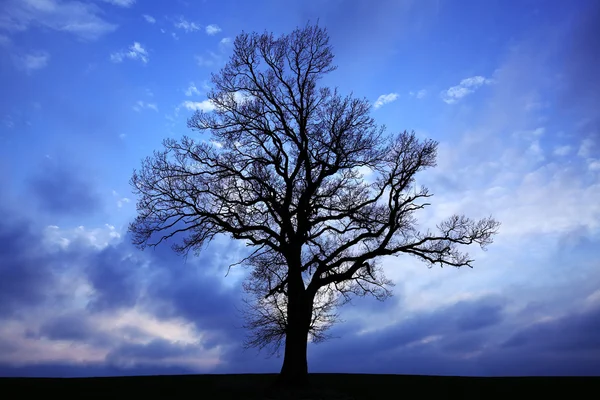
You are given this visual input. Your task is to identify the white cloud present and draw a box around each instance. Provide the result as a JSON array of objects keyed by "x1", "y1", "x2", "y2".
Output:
[
  {"x1": 14, "y1": 51, "x2": 50, "y2": 73},
  {"x1": 578, "y1": 137, "x2": 595, "y2": 158},
  {"x1": 527, "y1": 139, "x2": 544, "y2": 162},
  {"x1": 0, "y1": 0, "x2": 117, "y2": 41},
  {"x1": 195, "y1": 38, "x2": 232, "y2": 68},
  {"x1": 182, "y1": 100, "x2": 215, "y2": 112},
  {"x1": 174, "y1": 17, "x2": 200, "y2": 32},
  {"x1": 112, "y1": 190, "x2": 131, "y2": 208},
  {"x1": 512, "y1": 127, "x2": 545, "y2": 141},
  {"x1": 185, "y1": 82, "x2": 201, "y2": 96},
  {"x1": 589, "y1": 159, "x2": 600, "y2": 172},
  {"x1": 440, "y1": 75, "x2": 493, "y2": 104},
  {"x1": 110, "y1": 42, "x2": 148, "y2": 64},
  {"x1": 205, "y1": 24, "x2": 221, "y2": 35},
  {"x1": 142, "y1": 14, "x2": 155, "y2": 24},
  {"x1": 196, "y1": 51, "x2": 222, "y2": 67},
  {"x1": 102, "y1": 0, "x2": 135, "y2": 7},
  {"x1": 553, "y1": 145, "x2": 571, "y2": 156},
  {"x1": 117, "y1": 197, "x2": 130, "y2": 208},
  {"x1": 373, "y1": 93, "x2": 399, "y2": 109},
  {"x1": 409, "y1": 89, "x2": 427, "y2": 99},
  {"x1": 132, "y1": 101, "x2": 158, "y2": 112},
  {"x1": 44, "y1": 224, "x2": 121, "y2": 251}
]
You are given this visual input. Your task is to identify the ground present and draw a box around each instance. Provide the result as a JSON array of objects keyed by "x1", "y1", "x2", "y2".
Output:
[{"x1": 0, "y1": 373, "x2": 597, "y2": 399}]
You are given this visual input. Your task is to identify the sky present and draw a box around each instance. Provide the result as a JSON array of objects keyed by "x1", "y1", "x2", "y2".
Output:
[{"x1": 0, "y1": 0, "x2": 599, "y2": 377}]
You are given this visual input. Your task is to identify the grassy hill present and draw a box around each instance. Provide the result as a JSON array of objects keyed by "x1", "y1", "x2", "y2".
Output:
[{"x1": 1, "y1": 373, "x2": 597, "y2": 399}]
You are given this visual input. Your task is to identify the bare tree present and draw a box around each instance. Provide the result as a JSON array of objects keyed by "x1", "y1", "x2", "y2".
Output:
[{"x1": 129, "y1": 24, "x2": 500, "y2": 388}]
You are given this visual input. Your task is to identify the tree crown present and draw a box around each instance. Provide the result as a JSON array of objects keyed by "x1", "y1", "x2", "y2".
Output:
[{"x1": 130, "y1": 24, "x2": 500, "y2": 355}]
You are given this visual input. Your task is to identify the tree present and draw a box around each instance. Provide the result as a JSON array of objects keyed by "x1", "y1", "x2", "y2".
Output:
[{"x1": 129, "y1": 24, "x2": 500, "y2": 388}]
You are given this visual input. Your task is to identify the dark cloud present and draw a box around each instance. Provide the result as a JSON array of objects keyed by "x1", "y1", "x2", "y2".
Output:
[
  {"x1": 456, "y1": 302, "x2": 504, "y2": 331},
  {"x1": 106, "y1": 339, "x2": 201, "y2": 364},
  {"x1": 36, "y1": 312, "x2": 113, "y2": 347},
  {"x1": 558, "y1": 0, "x2": 600, "y2": 149},
  {"x1": 561, "y1": 1, "x2": 600, "y2": 113},
  {"x1": 27, "y1": 159, "x2": 101, "y2": 217},
  {"x1": 307, "y1": 295, "x2": 506, "y2": 373},
  {"x1": 309, "y1": 296, "x2": 600, "y2": 376},
  {"x1": 0, "y1": 338, "x2": 17, "y2": 357},
  {"x1": 0, "y1": 363, "x2": 194, "y2": 378},
  {"x1": 0, "y1": 211, "x2": 56, "y2": 316},
  {"x1": 85, "y1": 243, "x2": 143, "y2": 312},
  {"x1": 441, "y1": 332, "x2": 486, "y2": 353},
  {"x1": 39, "y1": 313, "x2": 96, "y2": 341},
  {"x1": 502, "y1": 305, "x2": 600, "y2": 352},
  {"x1": 141, "y1": 236, "x2": 247, "y2": 336}
]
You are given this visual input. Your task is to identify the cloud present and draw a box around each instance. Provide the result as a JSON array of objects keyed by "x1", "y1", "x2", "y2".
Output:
[
  {"x1": 85, "y1": 245, "x2": 143, "y2": 312},
  {"x1": 577, "y1": 137, "x2": 596, "y2": 158},
  {"x1": 0, "y1": 203, "x2": 243, "y2": 372},
  {"x1": 181, "y1": 100, "x2": 215, "y2": 112},
  {"x1": 195, "y1": 37, "x2": 232, "y2": 68},
  {"x1": 440, "y1": 76, "x2": 493, "y2": 104},
  {"x1": 307, "y1": 294, "x2": 507, "y2": 374},
  {"x1": 502, "y1": 305, "x2": 600, "y2": 353},
  {"x1": 132, "y1": 101, "x2": 158, "y2": 112},
  {"x1": 373, "y1": 93, "x2": 399, "y2": 109},
  {"x1": 409, "y1": 89, "x2": 427, "y2": 99},
  {"x1": 14, "y1": 51, "x2": 50, "y2": 73},
  {"x1": 37, "y1": 312, "x2": 108, "y2": 344},
  {"x1": 196, "y1": 51, "x2": 222, "y2": 67},
  {"x1": 205, "y1": 24, "x2": 221, "y2": 35},
  {"x1": 142, "y1": 14, "x2": 155, "y2": 24},
  {"x1": 112, "y1": 190, "x2": 130, "y2": 208},
  {"x1": 0, "y1": 0, "x2": 117, "y2": 41},
  {"x1": 101, "y1": 0, "x2": 136, "y2": 7},
  {"x1": 0, "y1": 213, "x2": 56, "y2": 317},
  {"x1": 558, "y1": 1, "x2": 600, "y2": 120},
  {"x1": 106, "y1": 339, "x2": 202, "y2": 364},
  {"x1": 589, "y1": 159, "x2": 600, "y2": 172},
  {"x1": 2, "y1": 166, "x2": 600, "y2": 377},
  {"x1": 0, "y1": 363, "x2": 194, "y2": 378},
  {"x1": 174, "y1": 17, "x2": 200, "y2": 32},
  {"x1": 43, "y1": 224, "x2": 121, "y2": 251},
  {"x1": 185, "y1": 82, "x2": 201, "y2": 96},
  {"x1": 26, "y1": 159, "x2": 101, "y2": 217},
  {"x1": 110, "y1": 42, "x2": 148, "y2": 64}
]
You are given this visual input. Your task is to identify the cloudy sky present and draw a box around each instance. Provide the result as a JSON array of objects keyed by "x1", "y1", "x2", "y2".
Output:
[{"x1": 1, "y1": 0, "x2": 599, "y2": 377}]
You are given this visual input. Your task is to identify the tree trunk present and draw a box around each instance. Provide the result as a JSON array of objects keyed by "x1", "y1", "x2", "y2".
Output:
[
  {"x1": 278, "y1": 316, "x2": 310, "y2": 388},
  {"x1": 277, "y1": 263, "x2": 312, "y2": 389}
]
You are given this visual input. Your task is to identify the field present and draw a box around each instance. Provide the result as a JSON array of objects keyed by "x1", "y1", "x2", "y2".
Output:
[{"x1": 1, "y1": 373, "x2": 597, "y2": 399}]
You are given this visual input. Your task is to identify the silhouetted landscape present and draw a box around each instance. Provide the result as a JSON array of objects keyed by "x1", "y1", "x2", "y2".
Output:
[{"x1": 2, "y1": 374, "x2": 598, "y2": 399}]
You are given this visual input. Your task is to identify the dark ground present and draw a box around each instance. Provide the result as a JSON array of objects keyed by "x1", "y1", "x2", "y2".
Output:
[{"x1": 1, "y1": 373, "x2": 598, "y2": 399}]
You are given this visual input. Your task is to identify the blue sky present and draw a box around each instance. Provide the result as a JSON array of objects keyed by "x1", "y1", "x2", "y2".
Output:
[{"x1": 1, "y1": 0, "x2": 599, "y2": 377}]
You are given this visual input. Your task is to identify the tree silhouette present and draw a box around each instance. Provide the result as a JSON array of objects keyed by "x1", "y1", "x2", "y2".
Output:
[{"x1": 129, "y1": 24, "x2": 500, "y2": 388}]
